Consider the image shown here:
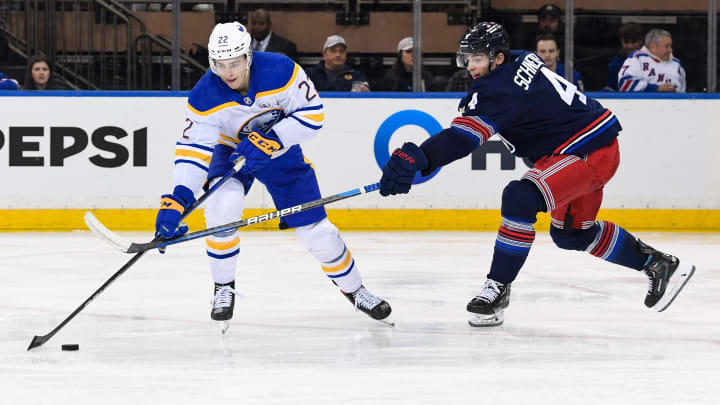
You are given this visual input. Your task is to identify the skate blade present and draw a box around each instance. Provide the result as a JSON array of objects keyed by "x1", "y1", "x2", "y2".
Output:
[
  {"x1": 375, "y1": 317, "x2": 395, "y2": 327},
  {"x1": 220, "y1": 321, "x2": 230, "y2": 335},
  {"x1": 468, "y1": 311, "x2": 504, "y2": 327},
  {"x1": 654, "y1": 263, "x2": 696, "y2": 312}
]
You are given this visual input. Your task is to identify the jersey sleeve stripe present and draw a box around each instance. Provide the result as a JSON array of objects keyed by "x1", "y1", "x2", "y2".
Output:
[
  {"x1": 175, "y1": 148, "x2": 212, "y2": 163},
  {"x1": 294, "y1": 104, "x2": 324, "y2": 112},
  {"x1": 298, "y1": 112, "x2": 325, "y2": 123},
  {"x1": 176, "y1": 142, "x2": 214, "y2": 152},
  {"x1": 290, "y1": 114, "x2": 323, "y2": 130},
  {"x1": 174, "y1": 159, "x2": 209, "y2": 172},
  {"x1": 255, "y1": 63, "x2": 300, "y2": 99},
  {"x1": 187, "y1": 101, "x2": 240, "y2": 116},
  {"x1": 451, "y1": 116, "x2": 492, "y2": 142},
  {"x1": 219, "y1": 133, "x2": 239, "y2": 144}
]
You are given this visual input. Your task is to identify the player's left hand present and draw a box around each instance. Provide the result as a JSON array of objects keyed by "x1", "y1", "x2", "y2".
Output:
[
  {"x1": 379, "y1": 142, "x2": 429, "y2": 196},
  {"x1": 230, "y1": 128, "x2": 284, "y2": 175}
]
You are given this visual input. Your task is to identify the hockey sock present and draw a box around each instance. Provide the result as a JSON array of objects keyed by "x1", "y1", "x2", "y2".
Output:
[
  {"x1": 204, "y1": 177, "x2": 245, "y2": 284},
  {"x1": 488, "y1": 216, "x2": 536, "y2": 284},
  {"x1": 487, "y1": 180, "x2": 545, "y2": 284},
  {"x1": 296, "y1": 218, "x2": 362, "y2": 292},
  {"x1": 206, "y1": 230, "x2": 240, "y2": 284},
  {"x1": 585, "y1": 221, "x2": 649, "y2": 270}
]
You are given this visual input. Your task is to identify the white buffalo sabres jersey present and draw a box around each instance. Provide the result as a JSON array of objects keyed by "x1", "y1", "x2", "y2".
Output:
[
  {"x1": 174, "y1": 51, "x2": 324, "y2": 195},
  {"x1": 618, "y1": 46, "x2": 686, "y2": 92}
]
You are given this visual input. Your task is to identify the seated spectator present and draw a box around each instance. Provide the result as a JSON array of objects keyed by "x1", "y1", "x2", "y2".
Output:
[
  {"x1": 535, "y1": 33, "x2": 583, "y2": 90},
  {"x1": 606, "y1": 22, "x2": 642, "y2": 91},
  {"x1": 24, "y1": 55, "x2": 67, "y2": 90},
  {"x1": 382, "y1": 37, "x2": 433, "y2": 92},
  {"x1": 0, "y1": 72, "x2": 19, "y2": 90},
  {"x1": 520, "y1": 3, "x2": 564, "y2": 49},
  {"x1": 248, "y1": 9, "x2": 298, "y2": 62},
  {"x1": 618, "y1": 29, "x2": 685, "y2": 92},
  {"x1": 306, "y1": 35, "x2": 369, "y2": 92},
  {"x1": 445, "y1": 69, "x2": 473, "y2": 92},
  {"x1": 538, "y1": 4, "x2": 562, "y2": 34}
]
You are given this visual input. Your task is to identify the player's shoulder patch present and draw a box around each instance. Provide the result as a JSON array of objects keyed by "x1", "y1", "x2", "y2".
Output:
[
  {"x1": 252, "y1": 52, "x2": 299, "y2": 97},
  {"x1": 187, "y1": 71, "x2": 236, "y2": 116}
]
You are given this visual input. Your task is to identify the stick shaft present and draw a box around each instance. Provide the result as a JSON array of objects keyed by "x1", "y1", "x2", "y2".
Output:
[
  {"x1": 128, "y1": 182, "x2": 380, "y2": 253},
  {"x1": 27, "y1": 161, "x2": 244, "y2": 350}
]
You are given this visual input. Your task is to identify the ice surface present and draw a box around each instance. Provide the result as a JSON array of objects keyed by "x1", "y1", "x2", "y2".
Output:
[{"x1": 1, "y1": 231, "x2": 718, "y2": 404}]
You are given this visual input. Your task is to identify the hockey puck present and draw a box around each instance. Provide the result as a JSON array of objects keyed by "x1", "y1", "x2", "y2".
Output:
[{"x1": 61, "y1": 344, "x2": 79, "y2": 351}]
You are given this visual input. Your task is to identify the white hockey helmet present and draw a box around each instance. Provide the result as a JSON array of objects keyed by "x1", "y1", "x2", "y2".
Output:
[{"x1": 207, "y1": 22, "x2": 253, "y2": 75}]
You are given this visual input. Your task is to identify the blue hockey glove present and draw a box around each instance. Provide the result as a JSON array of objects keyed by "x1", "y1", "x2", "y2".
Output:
[
  {"x1": 379, "y1": 142, "x2": 429, "y2": 196},
  {"x1": 155, "y1": 185, "x2": 196, "y2": 245},
  {"x1": 230, "y1": 128, "x2": 284, "y2": 175}
]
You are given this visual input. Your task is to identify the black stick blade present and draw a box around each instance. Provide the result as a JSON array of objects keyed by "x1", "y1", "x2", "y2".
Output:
[{"x1": 27, "y1": 335, "x2": 48, "y2": 351}]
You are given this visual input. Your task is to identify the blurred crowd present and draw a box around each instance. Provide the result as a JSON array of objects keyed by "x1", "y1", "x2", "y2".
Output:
[{"x1": 0, "y1": 4, "x2": 689, "y2": 93}]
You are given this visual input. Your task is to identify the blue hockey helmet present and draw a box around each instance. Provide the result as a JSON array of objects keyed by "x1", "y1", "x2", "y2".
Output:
[{"x1": 456, "y1": 22, "x2": 510, "y2": 67}]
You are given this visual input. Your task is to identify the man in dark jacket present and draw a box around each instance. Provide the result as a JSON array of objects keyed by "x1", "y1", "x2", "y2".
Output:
[
  {"x1": 248, "y1": 9, "x2": 298, "y2": 62},
  {"x1": 306, "y1": 35, "x2": 369, "y2": 92}
]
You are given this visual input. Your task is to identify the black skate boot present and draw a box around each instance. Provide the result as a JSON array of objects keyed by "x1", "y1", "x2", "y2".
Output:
[
  {"x1": 467, "y1": 279, "x2": 511, "y2": 327},
  {"x1": 639, "y1": 240, "x2": 695, "y2": 312},
  {"x1": 211, "y1": 281, "x2": 237, "y2": 321},
  {"x1": 342, "y1": 285, "x2": 393, "y2": 325}
]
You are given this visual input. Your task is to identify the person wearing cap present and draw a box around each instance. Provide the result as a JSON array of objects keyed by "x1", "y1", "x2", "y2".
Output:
[
  {"x1": 538, "y1": 4, "x2": 562, "y2": 34},
  {"x1": 248, "y1": 9, "x2": 298, "y2": 62},
  {"x1": 306, "y1": 35, "x2": 369, "y2": 92},
  {"x1": 382, "y1": 37, "x2": 433, "y2": 92},
  {"x1": 606, "y1": 22, "x2": 643, "y2": 90}
]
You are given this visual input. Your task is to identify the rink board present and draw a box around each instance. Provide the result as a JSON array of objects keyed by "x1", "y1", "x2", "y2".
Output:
[{"x1": 0, "y1": 92, "x2": 718, "y2": 230}]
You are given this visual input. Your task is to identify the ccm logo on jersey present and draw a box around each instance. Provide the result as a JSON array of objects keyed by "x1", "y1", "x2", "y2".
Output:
[
  {"x1": 392, "y1": 149, "x2": 416, "y2": 165},
  {"x1": 248, "y1": 131, "x2": 282, "y2": 155}
]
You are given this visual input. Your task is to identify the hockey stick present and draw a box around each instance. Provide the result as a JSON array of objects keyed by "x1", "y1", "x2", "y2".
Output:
[
  {"x1": 90, "y1": 182, "x2": 381, "y2": 254},
  {"x1": 27, "y1": 158, "x2": 245, "y2": 351}
]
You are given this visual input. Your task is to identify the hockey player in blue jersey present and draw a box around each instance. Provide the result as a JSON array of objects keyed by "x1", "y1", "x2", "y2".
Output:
[
  {"x1": 154, "y1": 22, "x2": 391, "y2": 327},
  {"x1": 379, "y1": 22, "x2": 695, "y2": 327}
]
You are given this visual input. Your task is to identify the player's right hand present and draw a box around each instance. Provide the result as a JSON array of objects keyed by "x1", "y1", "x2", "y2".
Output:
[
  {"x1": 379, "y1": 142, "x2": 429, "y2": 196},
  {"x1": 155, "y1": 186, "x2": 196, "y2": 240}
]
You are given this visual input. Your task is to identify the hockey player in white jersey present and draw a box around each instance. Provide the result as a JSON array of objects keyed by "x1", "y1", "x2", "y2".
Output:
[
  {"x1": 618, "y1": 28, "x2": 686, "y2": 92},
  {"x1": 154, "y1": 22, "x2": 392, "y2": 327}
]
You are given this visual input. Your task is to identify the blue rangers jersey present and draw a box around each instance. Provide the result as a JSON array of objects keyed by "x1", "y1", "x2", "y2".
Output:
[
  {"x1": 173, "y1": 52, "x2": 324, "y2": 196},
  {"x1": 453, "y1": 51, "x2": 621, "y2": 162}
]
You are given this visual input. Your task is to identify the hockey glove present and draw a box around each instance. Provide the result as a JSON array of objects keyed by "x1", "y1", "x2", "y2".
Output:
[
  {"x1": 379, "y1": 142, "x2": 429, "y2": 196},
  {"x1": 230, "y1": 128, "x2": 284, "y2": 175},
  {"x1": 155, "y1": 185, "x2": 196, "y2": 243}
]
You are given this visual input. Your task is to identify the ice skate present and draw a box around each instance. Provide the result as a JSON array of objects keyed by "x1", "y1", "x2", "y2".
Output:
[
  {"x1": 343, "y1": 285, "x2": 394, "y2": 326},
  {"x1": 639, "y1": 240, "x2": 695, "y2": 312},
  {"x1": 211, "y1": 281, "x2": 238, "y2": 333},
  {"x1": 467, "y1": 279, "x2": 511, "y2": 327}
]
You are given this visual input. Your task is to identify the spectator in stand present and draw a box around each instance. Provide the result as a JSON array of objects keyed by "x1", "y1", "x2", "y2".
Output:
[
  {"x1": 0, "y1": 72, "x2": 19, "y2": 90},
  {"x1": 306, "y1": 35, "x2": 369, "y2": 92},
  {"x1": 24, "y1": 55, "x2": 66, "y2": 90},
  {"x1": 248, "y1": 9, "x2": 298, "y2": 62},
  {"x1": 606, "y1": 23, "x2": 643, "y2": 91},
  {"x1": 535, "y1": 33, "x2": 583, "y2": 91},
  {"x1": 520, "y1": 4, "x2": 563, "y2": 51},
  {"x1": 382, "y1": 37, "x2": 433, "y2": 92},
  {"x1": 445, "y1": 69, "x2": 473, "y2": 92},
  {"x1": 538, "y1": 4, "x2": 562, "y2": 34},
  {"x1": 618, "y1": 29, "x2": 685, "y2": 93}
]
